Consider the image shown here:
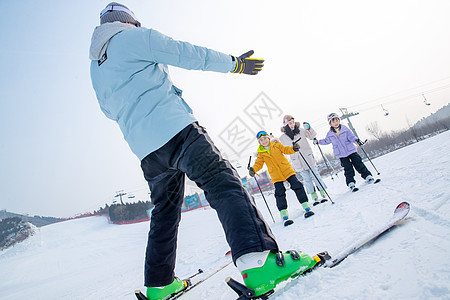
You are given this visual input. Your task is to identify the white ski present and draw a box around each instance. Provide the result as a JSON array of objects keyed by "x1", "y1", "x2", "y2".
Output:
[{"x1": 324, "y1": 201, "x2": 410, "y2": 268}]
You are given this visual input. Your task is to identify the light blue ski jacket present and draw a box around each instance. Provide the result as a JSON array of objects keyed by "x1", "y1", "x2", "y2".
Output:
[{"x1": 90, "y1": 23, "x2": 235, "y2": 160}]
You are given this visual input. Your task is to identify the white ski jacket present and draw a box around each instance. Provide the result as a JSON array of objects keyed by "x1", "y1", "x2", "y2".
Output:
[{"x1": 279, "y1": 122, "x2": 317, "y2": 172}]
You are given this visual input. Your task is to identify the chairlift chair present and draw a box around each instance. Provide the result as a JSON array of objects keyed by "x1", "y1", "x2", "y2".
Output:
[
  {"x1": 422, "y1": 94, "x2": 431, "y2": 106},
  {"x1": 381, "y1": 104, "x2": 389, "y2": 116}
]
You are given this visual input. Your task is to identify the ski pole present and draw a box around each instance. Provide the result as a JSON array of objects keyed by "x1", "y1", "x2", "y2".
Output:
[
  {"x1": 293, "y1": 138, "x2": 334, "y2": 204},
  {"x1": 167, "y1": 260, "x2": 234, "y2": 300},
  {"x1": 357, "y1": 143, "x2": 380, "y2": 175},
  {"x1": 184, "y1": 248, "x2": 233, "y2": 285},
  {"x1": 315, "y1": 138, "x2": 338, "y2": 180},
  {"x1": 248, "y1": 156, "x2": 276, "y2": 223},
  {"x1": 304, "y1": 123, "x2": 338, "y2": 180},
  {"x1": 303, "y1": 123, "x2": 336, "y2": 180},
  {"x1": 186, "y1": 269, "x2": 204, "y2": 280}
]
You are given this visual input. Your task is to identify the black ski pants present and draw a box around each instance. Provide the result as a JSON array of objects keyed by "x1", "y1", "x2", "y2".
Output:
[
  {"x1": 273, "y1": 175, "x2": 309, "y2": 212},
  {"x1": 339, "y1": 152, "x2": 372, "y2": 185},
  {"x1": 140, "y1": 123, "x2": 278, "y2": 287}
]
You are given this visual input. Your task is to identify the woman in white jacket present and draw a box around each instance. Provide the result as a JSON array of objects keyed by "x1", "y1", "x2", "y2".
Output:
[{"x1": 279, "y1": 115, "x2": 328, "y2": 205}]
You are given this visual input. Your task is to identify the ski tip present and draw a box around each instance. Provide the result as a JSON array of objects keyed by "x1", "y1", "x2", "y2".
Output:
[{"x1": 394, "y1": 202, "x2": 410, "y2": 214}]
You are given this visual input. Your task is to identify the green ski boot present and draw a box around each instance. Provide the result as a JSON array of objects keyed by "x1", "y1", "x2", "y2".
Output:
[
  {"x1": 146, "y1": 277, "x2": 188, "y2": 300},
  {"x1": 280, "y1": 209, "x2": 293, "y2": 226},
  {"x1": 239, "y1": 250, "x2": 316, "y2": 297},
  {"x1": 311, "y1": 192, "x2": 320, "y2": 206},
  {"x1": 301, "y1": 202, "x2": 315, "y2": 218},
  {"x1": 319, "y1": 190, "x2": 328, "y2": 203}
]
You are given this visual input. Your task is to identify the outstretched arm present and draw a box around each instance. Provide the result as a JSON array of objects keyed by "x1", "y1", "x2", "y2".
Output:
[
  {"x1": 147, "y1": 29, "x2": 263, "y2": 75},
  {"x1": 318, "y1": 135, "x2": 331, "y2": 145}
]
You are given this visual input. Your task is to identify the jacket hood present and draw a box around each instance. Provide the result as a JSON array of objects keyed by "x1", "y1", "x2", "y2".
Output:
[
  {"x1": 280, "y1": 121, "x2": 301, "y2": 133},
  {"x1": 271, "y1": 137, "x2": 281, "y2": 143},
  {"x1": 257, "y1": 143, "x2": 269, "y2": 153},
  {"x1": 89, "y1": 22, "x2": 136, "y2": 60}
]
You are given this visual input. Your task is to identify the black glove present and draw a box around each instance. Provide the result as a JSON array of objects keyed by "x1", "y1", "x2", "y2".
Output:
[
  {"x1": 356, "y1": 139, "x2": 364, "y2": 146},
  {"x1": 248, "y1": 167, "x2": 256, "y2": 177},
  {"x1": 313, "y1": 138, "x2": 319, "y2": 145},
  {"x1": 303, "y1": 122, "x2": 311, "y2": 130},
  {"x1": 231, "y1": 50, "x2": 264, "y2": 75},
  {"x1": 293, "y1": 143, "x2": 300, "y2": 152}
]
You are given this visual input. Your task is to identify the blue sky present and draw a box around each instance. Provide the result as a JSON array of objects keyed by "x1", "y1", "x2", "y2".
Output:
[{"x1": 1, "y1": 0, "x2": 450, "y2": 217}]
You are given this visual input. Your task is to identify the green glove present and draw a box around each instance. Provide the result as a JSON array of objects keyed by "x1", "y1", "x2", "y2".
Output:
[{"x1": 231, "y1": 50, "x2": 264, "y2": 75}]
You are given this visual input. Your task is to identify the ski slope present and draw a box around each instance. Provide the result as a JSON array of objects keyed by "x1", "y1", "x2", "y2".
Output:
[{"x1": 1, "y1": 131, "x2": 449, "y2": 300}]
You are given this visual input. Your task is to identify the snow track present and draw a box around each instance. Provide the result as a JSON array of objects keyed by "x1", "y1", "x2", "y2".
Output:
[{"x1": 0, "y1": 132, "x2": 449, "y2": 299}]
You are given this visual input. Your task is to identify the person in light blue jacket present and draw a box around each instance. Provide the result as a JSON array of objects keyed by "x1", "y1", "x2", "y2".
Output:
[
  {"x1": 89, "y1": 3, "x2": 317, "y2": 299},
  {"x1": 317, "y1": 113, "x2": 374, "y2": 191}
]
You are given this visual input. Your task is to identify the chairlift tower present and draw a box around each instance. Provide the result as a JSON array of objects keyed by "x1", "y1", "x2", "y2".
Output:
[
  {"x1": 339, "y1": 108, "x2": 360, "y2": 139},
  {"x1": 114, "y1": 190, "x2": 127, "y2": 205}
]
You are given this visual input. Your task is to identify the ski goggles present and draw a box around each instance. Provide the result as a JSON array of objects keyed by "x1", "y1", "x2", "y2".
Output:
[
  {"x1": 283, "y1": 115, "x2": 294, "y2": 125},
  {"x1": 256, "y1": 131, "x2": 269, "y2": 139}
]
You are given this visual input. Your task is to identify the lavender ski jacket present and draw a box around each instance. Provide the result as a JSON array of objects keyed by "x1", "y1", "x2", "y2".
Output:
[{"x1": 318, "y1": 125, "x2": 358, "y2": 158}]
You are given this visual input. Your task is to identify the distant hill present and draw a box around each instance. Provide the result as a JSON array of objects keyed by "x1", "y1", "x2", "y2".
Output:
[
  {"x1": 0, "y1": 217, "x2": 36, "y2": 251},
  {"x1": 414, "y1": 103, "x2": 450, "y2": 129},
  {"x1": 0, "y1": 210, "x2": 63, "y2": 227}
]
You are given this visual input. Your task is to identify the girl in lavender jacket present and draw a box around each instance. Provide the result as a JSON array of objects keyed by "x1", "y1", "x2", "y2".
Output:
[{"x1": 316, "y1": 113, "x2": 374, "y2": 191}]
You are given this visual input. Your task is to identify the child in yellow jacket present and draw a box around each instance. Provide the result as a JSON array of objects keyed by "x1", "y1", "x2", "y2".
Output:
[{"x1": 249, "y1": 131, "x2": 314, "y2": 225}]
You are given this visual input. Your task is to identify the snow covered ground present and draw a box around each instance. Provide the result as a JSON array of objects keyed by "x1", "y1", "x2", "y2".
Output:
[{"x1": 1, "y1": 131, "x2": 449, "y2": 300}]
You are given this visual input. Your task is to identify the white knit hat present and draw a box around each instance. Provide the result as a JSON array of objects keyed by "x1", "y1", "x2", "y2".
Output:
[{"x1": 100, "y1": 2, "x2": 141, "y2": 27}]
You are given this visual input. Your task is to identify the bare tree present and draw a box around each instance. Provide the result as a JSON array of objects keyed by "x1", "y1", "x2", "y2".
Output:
[
  {"x1": 366, "y1": 121, "x2": 384, "y2": 140},
  {"x1": 406, "y1": 117, "x2": 419, "y2": 142}
]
